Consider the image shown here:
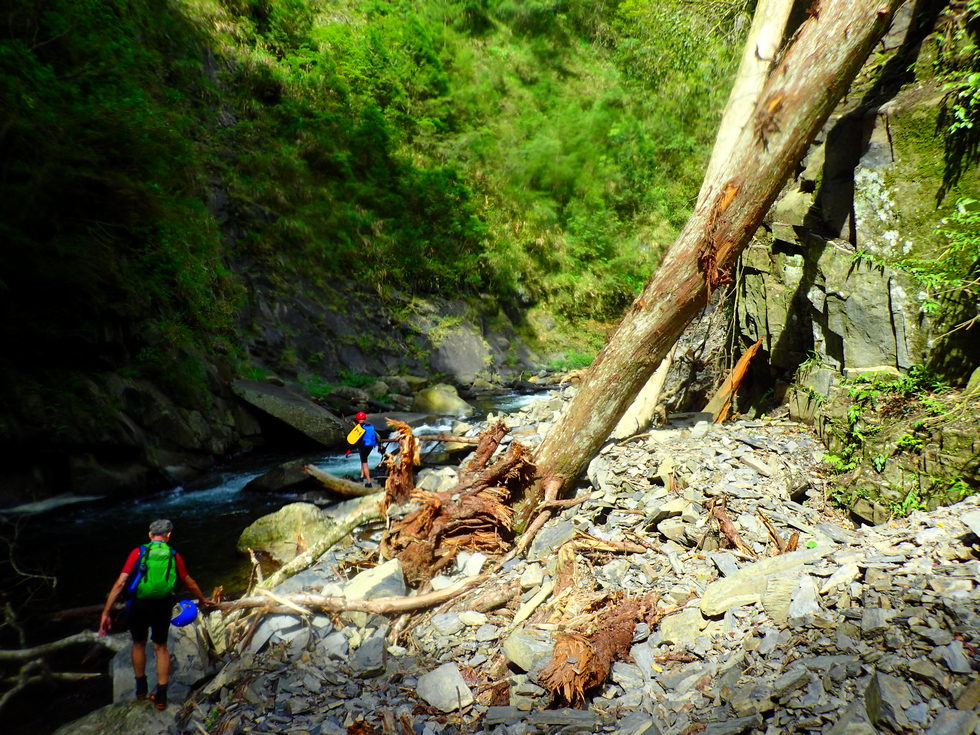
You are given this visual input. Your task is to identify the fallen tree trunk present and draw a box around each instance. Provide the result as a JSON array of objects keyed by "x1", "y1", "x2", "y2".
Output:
[
  {"x1": 523, "y1": 0, "x2": 904, "y2": 521},
  {"x1": 216, "y1": 573, "x2": 488, "y2": 616},
  {"x1": 302, "y1": 465, "x2": 379, "y2": 496},
  {"x1": 258, "y1": 493, "x2": 382, "y2": 591}
]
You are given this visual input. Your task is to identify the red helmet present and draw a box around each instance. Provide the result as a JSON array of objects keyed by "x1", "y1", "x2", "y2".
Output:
[{"x1": 355, "y1": 411, "x2": 367, "y2": 421}]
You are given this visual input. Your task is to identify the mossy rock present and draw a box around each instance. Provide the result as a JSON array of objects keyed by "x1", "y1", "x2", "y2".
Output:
[{"x1": 237, "y1": 502, "x2": 333, "y2": 565}]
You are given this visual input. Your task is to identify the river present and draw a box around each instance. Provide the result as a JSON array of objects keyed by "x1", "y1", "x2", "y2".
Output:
[{"x1": 0, "y1": 391, "x2": 545, "y2": 630}]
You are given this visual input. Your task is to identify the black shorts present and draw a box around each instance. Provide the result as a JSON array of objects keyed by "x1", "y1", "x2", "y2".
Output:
[
  {"x1": 358, "y1": 444, "x2": 374, "y2": 463},
  {"x1": 128, "y1": 598, "x2": 172, "y2": 645}
]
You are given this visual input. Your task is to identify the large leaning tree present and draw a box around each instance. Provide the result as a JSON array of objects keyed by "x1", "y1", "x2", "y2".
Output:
[{"x1": 521, "y1": 0, "x2": 907, "y2": 524}]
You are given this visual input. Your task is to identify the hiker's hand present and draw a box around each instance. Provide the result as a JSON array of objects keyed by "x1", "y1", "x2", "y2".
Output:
[{"x1": 99, "y1": 612, "x2": 112, "y2": 636}]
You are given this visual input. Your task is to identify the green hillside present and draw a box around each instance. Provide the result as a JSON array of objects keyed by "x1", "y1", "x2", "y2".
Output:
[{"x1": 0, "y1": 0, "x2": 744, "y2": 401}]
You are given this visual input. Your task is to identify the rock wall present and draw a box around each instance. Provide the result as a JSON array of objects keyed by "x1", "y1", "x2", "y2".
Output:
[
  {"x1": 735, "y1": 4, "x2": 980, "y2": 391},
  {"x1": 733, "y1": 4, "x2": 980, "y2": 515}
]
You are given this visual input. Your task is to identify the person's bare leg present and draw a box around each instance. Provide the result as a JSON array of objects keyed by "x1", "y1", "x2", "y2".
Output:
[
  {"x1": 361, "y1": 461, "x2": 371, "y2": 484},
  {"x1": 131, "y1": 641, "x2": 146, "y2": 677},
  {"x1": 153, "y1": 642, "x2": 170, "y2": 685}
]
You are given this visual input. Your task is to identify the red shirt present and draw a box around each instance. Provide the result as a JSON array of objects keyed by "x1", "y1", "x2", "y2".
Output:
[{"x1": 121, "y1": 545, "x2": 189, "y2": 580}]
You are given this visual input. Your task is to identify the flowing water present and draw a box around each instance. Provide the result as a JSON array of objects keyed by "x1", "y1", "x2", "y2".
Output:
[{"x1": 1, "y1": 392, "x2": 545, "y2": 623}]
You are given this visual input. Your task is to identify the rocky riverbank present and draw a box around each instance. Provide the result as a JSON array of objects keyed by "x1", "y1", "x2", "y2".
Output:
[{"x1": 66, "y1": 386, "x2": 979, "y2": 735}]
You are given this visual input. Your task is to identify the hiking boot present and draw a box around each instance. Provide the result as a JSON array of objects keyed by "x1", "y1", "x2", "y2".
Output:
[
  {"x1": 135, "y1": 676, "x2": 148, "y2": 700},
  {"x1": 365, "y1": 482, "x2": 373, "y2": 488},
  {"x1": 150, "y1": 685, "x2": 167, "y2": 710}
]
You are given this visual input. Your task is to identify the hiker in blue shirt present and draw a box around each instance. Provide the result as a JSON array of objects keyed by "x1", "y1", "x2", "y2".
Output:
[{"x1": 346, "y1": 411, "x2": 384, "y2": 487}]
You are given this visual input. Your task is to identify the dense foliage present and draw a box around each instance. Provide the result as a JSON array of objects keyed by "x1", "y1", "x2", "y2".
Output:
[{"x1": 0, "y1": 0, "x2": 744, "y2": 400}]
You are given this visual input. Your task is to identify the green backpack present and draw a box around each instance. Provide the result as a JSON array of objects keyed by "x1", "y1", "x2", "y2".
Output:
[{"x1": 134, "y1": 540, "x2": 177, "y2": 600}]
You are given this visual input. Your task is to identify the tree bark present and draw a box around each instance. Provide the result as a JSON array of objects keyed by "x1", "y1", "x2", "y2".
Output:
[
  {"x1": 525, "y1": 0, "x2": 905, "y2": 519},
  {"x1": 701, "y1": 0, "x2": 798, "y2": 189}
]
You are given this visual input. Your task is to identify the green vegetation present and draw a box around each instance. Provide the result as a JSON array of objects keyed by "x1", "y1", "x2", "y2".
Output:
[
  {"x1": 936, "y1": 0, "x2": 980, "y2": 198},
  {"x1": 0, "y1": 0, "x2": 744, "y2": 410},
  {"x1": 821, "y1": 365, "x2": 977, "y2": 518},
  {"x1": 897, "y1": 197, "x2": 980, "y2": 325}
]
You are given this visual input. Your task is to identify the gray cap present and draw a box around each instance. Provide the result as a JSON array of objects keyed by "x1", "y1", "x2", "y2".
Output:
[{"x1": 148, "y1": 519, "x2": 173, "y2": 536}]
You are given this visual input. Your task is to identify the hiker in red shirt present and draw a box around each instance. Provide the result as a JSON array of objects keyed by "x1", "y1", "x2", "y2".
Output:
[{"x1": 98, "y1": 519, "x2": 211, "y2": 709}]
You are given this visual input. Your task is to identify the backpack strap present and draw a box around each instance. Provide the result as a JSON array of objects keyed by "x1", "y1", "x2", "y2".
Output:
[{"x1": 127, "y1": 545, "x2": 149, "y2": 597}]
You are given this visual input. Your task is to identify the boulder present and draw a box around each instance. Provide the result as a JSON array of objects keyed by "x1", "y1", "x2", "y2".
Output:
[
  {"x1": 231, "y1": 380, "x2": 346, "y2": 446},
  {"x1": 237, "y1": 503, "x2": 333, "y2": 564},
  {"x1": 429, "y1": 323, "x2": 492, "y2": 385},
  {"x1": 411, "y1": 383, "x2": 474, "y2": 417},
  {"x1": 241, "y1": 459, "x2": 323, "y2": 494},
  {"x1": 53, "y1": 701, "x2": 178, "y2": 735}
]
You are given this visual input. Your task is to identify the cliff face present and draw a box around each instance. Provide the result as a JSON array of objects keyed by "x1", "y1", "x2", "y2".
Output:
[
  {"x1": 736, "y1": 3, "x2": 979, "y2": 388},
  {"x1": 734, "y1": 2, "x2": 980, "y2": 518}
]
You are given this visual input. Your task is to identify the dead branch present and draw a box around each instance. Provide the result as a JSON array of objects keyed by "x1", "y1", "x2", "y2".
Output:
[
  {"x1": 0, "y1": 629, "x2": 123, "y2": 663},
  {"x1": 703, "y1": 338, "x2": 763, "y2": 422},
  {"x1": 463, "y1": 421, "x2": 510, "y2": 474},
  {"x1": 0, "y1": 658, "x2": 101, "y2": 714},
  {"x1": 258, "y1": 494, "x2": 381, "y2": 591},
  {"x1": 382, "y1": 420, "x2": 421, "y2": 506},
  {"x1": 534, "y1": 493, "x2": 593, "y2": 514},
  {"x1": 467, "y1": 582, "x2": 520, "y2": 614},
  {"x1": 709, "y1": 497, "x2": 756, "y2": 558},
  {"x1": 216, "y1": 573, "x2": 487, "y2": 616},
  {"x1": 572, "y1": 531, "x2": 648, "y2": 556},
  {"x1": 414, "y1": 434, "x2": 480, "y2": 445},
  {"x1": 757, "y1": 510, "x2": 787, "y2": 554}
]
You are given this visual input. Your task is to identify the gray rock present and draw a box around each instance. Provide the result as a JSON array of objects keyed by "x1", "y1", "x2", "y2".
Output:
[
  {"x1": 730, "y1": 684, "x2": 774, "y2": 716},
  {"x1": 528, "y1": 520, "x2": 576, "y2": 561},
  {"x1": 937, "y1": 641, "x2": 973, "y2": 674},
  {"x1": 484, "y1": 706, "x2": 525, "y2": 725},
  {"x1": 659, "y1": 607, "x2": 707, "y2": 646},
  {"x1": 411, "y1": 383, "x2": 475, "y2": 416},
  {"x1": 865, "y1": 671, "x2": 913, "y2": 729},
  {"x1": 702, "y1": 715, "x2": 763, "y2": 735},
  {"x1": 611, "y1": 711, "x2": 662, "y2": 735},
  {"x1": 959, "y1": 509, "x2": 980, "y2": 537},
  {"x1": 787, "y1": 574, "x2": 823, "y2": 626},
  {"x1": 502, "y1": 628, "x2": 555, "y2": 673},
  {"x1": 925, "y1": 710, "x2": 979, "y2": 735},
  {"x1": 475, "y1": 623, "x2": 499, "y2": 642},
  {"x1": 527, "y1": 709, "x2": 599, "y2": 727},
  {"x1": 708, "y1": 552, "x2": 740, "y2": 577},
  {"x1": 861, "y1": 607, "x2": 896, "y2": 636},
  {"x1": 417, "y1": 662, "x2": 473, "y2": 712},
  {"x1": 237, "y1": 502, "x2": 333, "y2": 565},
  {"x1": 824, "y1": 699, "x2": 879, "y2": 735},
  {"x1": 231, "y1": 380, "x2": 346, "y2": 446},
  {"x1": 52, "y1": 701, "x2": 178, "y2": 735},
  {"x1": 344, "y1": 558, "x2": 406, "y2": 601},
  {"x1": 701, "y1": 548, "x2": 822, "y2": 615},
  {"x1": 430, "y1": 612, "x2": 464, "y2": 636},
  {"x1": 350, "y1": 630, "x2": 386, "y2": 677}
]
